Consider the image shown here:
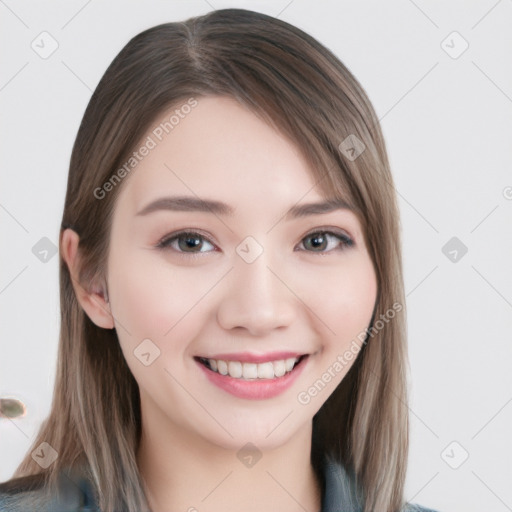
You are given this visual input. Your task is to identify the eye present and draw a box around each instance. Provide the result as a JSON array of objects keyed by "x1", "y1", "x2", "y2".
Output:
[
  {"x1": 157, "y1": 230, "x2": 216, "y2": 254},
  {"x1": 156, "y1": 228, "x2": 354, "y2": 256},
  {"x1": 297, "y1": 230, "x2": 354, "y2": 253}
]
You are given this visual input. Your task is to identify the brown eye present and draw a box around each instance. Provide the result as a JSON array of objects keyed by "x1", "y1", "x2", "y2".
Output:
[
  {"x1": 300, "y1": 230, "x2": 353, "y2": 253},
  {"x1": 158, "y1": 231, "x2": 216, "y2": 253}
]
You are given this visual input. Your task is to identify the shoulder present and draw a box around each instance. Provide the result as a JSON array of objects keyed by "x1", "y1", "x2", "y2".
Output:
[
  {"x1": 401, "y1": 504, "x2": 441, "y2": 512},
  {"x1": 321, "y1": 455, "x2": 365, "y2": 511},
  {"x1": 0, "y1": 469, "x2": 100, "y2": 512},
  {"x1": 0, "y1": 473, "x2": 48, "y2": 512},
  {"x1": 321, "y1": 455, "x2": 440, "y2": 512}
]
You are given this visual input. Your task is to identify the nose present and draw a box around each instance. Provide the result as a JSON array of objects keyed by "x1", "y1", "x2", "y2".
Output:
[{"x1": 216, "y1": 250, "x2": 296, "y2": 336}]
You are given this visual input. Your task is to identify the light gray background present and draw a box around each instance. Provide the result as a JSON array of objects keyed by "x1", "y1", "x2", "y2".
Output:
[{"x1": 1, "y1": 1, "x2": 511, "y2": 511}]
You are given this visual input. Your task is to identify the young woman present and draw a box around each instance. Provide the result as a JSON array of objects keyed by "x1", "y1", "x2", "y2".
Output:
[{"x1": 0, "y1": 8, "x2": 438, "y2": 512}]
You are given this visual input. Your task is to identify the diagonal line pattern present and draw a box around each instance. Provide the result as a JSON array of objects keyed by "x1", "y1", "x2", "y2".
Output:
[
  {"x1": 369, "y1": 368, "x2": 439, "y2": 439},
  {"x1": 201, "y1": 470, "x2": 233, "y2": 501},
  {"x1": 0, "y1": 62, "x2": 29, "y2": 92},
  {"x1": 337, "y1": 128, "x2": 438, "y2": 235},
  {"x1": 265, "y1": 409, "x2": 294, "y2": 438},
  {"x1": 164, "y1": 367, "x2": 234, "y2": 438},
  {"x1": 360, "y1": 160, "x2": 438, "y2": 234},
  {"x1": 2, "y1": 413, "x2": 30, "y2": 439},
  {"x1": 378, "y1": 62, "x2": 439, "y2": 122},
  {"x1": 61, "y1": 61, "x2": 92, "y2": 92},
  {"x1": 4, "y1": 412, "x2": 86, "y2": 502},
  {"x1": 266, "y1": 470, "x2": 310, "y2": 512},
  {"x1": 470, "y1": 204, "x2": 499, "y2": 233},
  {"x1": 471, "y1": 397, "x2": 512, "y2": 439},
  {"x1": 407, "y1": 0, "x2": 439, "y2": 28},
  {"x1": 407, "y1": 472, "x2": 440, "y2": 503},
  {"x1": 471, "y1": 265, "x2": 512, "y2": 309},
  {"x1": 0, "y1": 0, "x2": 29, "y2": 28},
  {"x1": 472, "y1": 471, "x2": 512, "y2": 511},
  {"x1": 162, "y1": 161, "x2": 338, "y2": 339},
  {"x1": 0, "y1": 266, "x2": 28, "y2": 295},
  {"x1": 472, "y1": 61, "x2": 512, "y2": 105},
  {"x1": 201, "y1": 0, "x2": 217, "y2": 12},
  {"x1": 0, "y1": 203, "x2": 29, "y2": 232},
  {"x1": 406, "y1": 265, "x2": 438, "y2": 298},
  {"x1": 397, "y1": 190, "x2": 439, "y2": 233},
  {"x1": 357, "y1": 146, "x2": 438, "y2": 234},
  {"x1": 471, "y1": 0, "x2": 503, "y2": 30},
  {"x1": 61, "y1": 0, "x2": 93, "y2": 29},
  {"x1": 275, "y1": 0, "x2": 296, "y2": 19},
  {"x1": 397, "y1": 394, "x2": 439, "y2": 439}
]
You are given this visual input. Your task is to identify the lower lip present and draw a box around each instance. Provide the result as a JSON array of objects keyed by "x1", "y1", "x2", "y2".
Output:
[{"x1": 195, "y1": 356, "x2": 309, "y2": 400}]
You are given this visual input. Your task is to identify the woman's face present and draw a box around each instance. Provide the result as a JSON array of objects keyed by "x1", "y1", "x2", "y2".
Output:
[{"x1": 106, "y1": 95, "x2": 377, "y2": 449}]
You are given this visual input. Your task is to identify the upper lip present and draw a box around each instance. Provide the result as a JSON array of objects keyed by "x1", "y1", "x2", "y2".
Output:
[{"x1": 196, "y1": 351, "x2": 307, "y2": 364}]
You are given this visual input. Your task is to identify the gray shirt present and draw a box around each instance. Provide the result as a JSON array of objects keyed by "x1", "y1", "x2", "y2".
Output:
[
  {"x1": 322, "y1": 455, "x2": 439, "y2": 512},
  {"x1": 0, "y1": 457, "x2": 439, "y2": 511}
]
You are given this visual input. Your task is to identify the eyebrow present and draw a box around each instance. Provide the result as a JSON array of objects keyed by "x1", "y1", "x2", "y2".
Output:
[{"x1": 136, "y1": 195, "x2": 353, "y2": 219}]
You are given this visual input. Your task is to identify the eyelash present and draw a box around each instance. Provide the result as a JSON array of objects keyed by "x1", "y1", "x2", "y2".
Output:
[{"x1": 156, "y1": 228, "x2": 354, "y2": 257}]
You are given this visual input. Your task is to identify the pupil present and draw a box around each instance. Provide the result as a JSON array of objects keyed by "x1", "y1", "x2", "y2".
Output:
[
  {"x1": 179, "y1": 235, "x2": 201, "y2": 251},
  {"x1": 308, "y1": 233, "x2": 326, "y2": 250}
]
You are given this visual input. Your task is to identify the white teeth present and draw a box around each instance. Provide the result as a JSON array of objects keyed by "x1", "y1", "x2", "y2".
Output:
[
  {"x1": 285, "y1": 357, "x2": 296, "y2": 372},
  {"x1": 203, "y1": 356, "x2": 302, "y2": 380},
  {"x1": 242, "y1": 363, "x2": 258, "y2": 379},
  {"x1": 257, "y1": 362, "x2": 274, "y2": 379},
  {"x1": 217, "y1": 360, "x2": 228, "y2": 375},
  {"x1": 228, "y1": 361, "x2": 242, "y2": 378},
  {"x1": 273, "y1": 360, "x2": 286, "y2": 377}
]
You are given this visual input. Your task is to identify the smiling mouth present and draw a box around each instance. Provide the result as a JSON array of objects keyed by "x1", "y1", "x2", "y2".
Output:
[{"x1": 195, "y1": 354, "x2": 308, "y2": 380}]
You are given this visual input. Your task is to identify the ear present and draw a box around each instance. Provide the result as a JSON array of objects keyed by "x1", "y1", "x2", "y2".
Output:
[{"x1": 60, "y1": 228, "x2": 115, "y2": 329}]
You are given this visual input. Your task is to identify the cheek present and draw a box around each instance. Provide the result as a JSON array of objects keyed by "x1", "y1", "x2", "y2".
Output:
[
  {"x1": 294, "y1": 258, "x2": 376, "y2": 408},
  {"x1": 107, "y1": 252, "x2": 212, "y2": 350},
  {"x1": 304, "y1": 257, "x2": 377, "y2": 345}
]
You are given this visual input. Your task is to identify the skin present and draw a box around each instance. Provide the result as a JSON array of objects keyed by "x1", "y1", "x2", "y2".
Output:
[{"x1": 62, "y1": 96, "x2": 378, "y2": 512}]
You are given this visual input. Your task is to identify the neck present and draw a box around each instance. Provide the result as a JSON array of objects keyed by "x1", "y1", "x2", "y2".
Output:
[{"x1": 136, "y1": 407, "x2": 322, "y2": 512}]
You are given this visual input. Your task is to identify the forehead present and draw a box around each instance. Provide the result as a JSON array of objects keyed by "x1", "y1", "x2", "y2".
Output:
[{"x1": 116, "y1": 95, "x2": 328, "y2": 212}]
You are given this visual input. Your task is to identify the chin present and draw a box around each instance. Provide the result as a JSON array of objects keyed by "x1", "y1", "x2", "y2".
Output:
[{"x1": 202, "y1": 412, "x2": 312, "y2": 452}]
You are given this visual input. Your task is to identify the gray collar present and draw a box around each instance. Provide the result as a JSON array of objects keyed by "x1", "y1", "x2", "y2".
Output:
[
  {"x1": 70, "y1": 456, "x2": 366, "y2": 511},
  {"x1": 0, "y1": 456, "x2": 366, "y2": 512},
  {"x1": 321, "y1": 455, "x2": 365, "y2": 512}
]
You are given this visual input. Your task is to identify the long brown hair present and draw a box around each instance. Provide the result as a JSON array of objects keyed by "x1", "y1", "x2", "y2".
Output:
[{"x1": 2, "y1": 8, "x2": 409, "y2": 511}]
